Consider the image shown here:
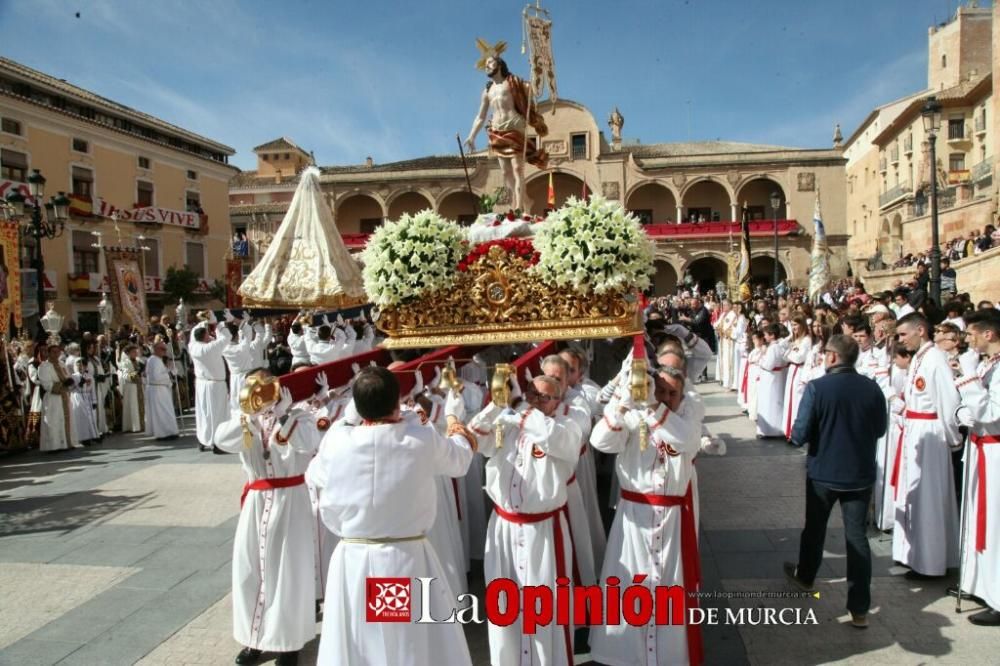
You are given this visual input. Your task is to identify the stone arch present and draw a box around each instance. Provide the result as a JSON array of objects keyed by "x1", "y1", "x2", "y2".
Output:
[
  {"x1": 336, "y1": 193, "x2": 384, "y2": 234},
  {"x1": 651, "y1": 260, "x2": 678, "y2": 296},
  {"x1": 386, "y1": 191, "x2": 434, "y2": 220},
  {"x1": 680, "y1": 178, "x2": 732, "y2": 222},
  {"x1": 749, "y1": 254, "x2": 788, "y2": 287},
  {"x1": 735, "y1": 177, "x2": 787, "y2": 219},
  {"x1": 879, "y1": 218, "x2": 891, "y2": 252},
  {"x1": 437, "y1": 190, "x2": 480, "y2": 225},
  {"x1": 684, "y1": 254, "x2": 730, "y2": 294},
  {"x1": 524, "y1": 170, "x2": 588, "y2": 215},
  {"x1": 625, "y1": 181, "x2": 678, "y2": 224},
  {"x1": 889, "y1": 213, "x2": 903, "y2": 255}
]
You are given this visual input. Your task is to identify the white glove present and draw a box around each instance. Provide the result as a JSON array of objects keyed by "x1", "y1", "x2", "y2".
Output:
[
  {"x1": 369, "y1": 360, "x2": 377, "y2": 367},
  {"x1": 223, "y1": 309, "x2": 235, "y2": 323},
  {"x1": 429, "y1": 367, "x2": 442, "y2": 391},
  {"x1": 322, "y1": 314, "x2": 332, "y2": 327},
  {"x1": 273, "y1": 387, "x2": 293, "y2": 419},
  {"x1": 959, "y1": 353, "x2": 980, "y2": 378},
  {"x1": 599, "y1": 376, "x2": 619, "y2": 403},
  {"x1": 351, "y1": 362, "x2": 362, "y2": 375},
  {"x1": 956, "y1": 406, "x2": 975, "y2": 429},
  {"x1": 315, "y1": 372, "x2": 329, "y2": 396},
  {"x1": 333, "y1": 328, "x2": 346, "y2": 345},
  {"x1": 493, "y1": 407, "x2": 522, "y2": 428},
  {"x1": 509, "y1": 373, "x2": 522, "y2": 400},
  {"x1": 618, "y1": 390, "x2": 638, "y2": 412},
  {"x1": 524, "y1": 367, "x2": 533, "y2": 382},
  {"x1": 410, "y1": 371, "x2": 424, "y2": 399},
  {"x1": 445, "y1": 389, "x2": 465, "y2": 421},
  {"x1": 336, "y1": 313, "x2": 345, "y2": 327}
]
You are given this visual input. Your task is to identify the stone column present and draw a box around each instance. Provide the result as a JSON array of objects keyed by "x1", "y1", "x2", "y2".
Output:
[
  {"x1": 730, "y1": 202, "x2": 738, "y2": 222},
  {"x1": 676, "y1": 205, "x2": 683, "y2": 223}
]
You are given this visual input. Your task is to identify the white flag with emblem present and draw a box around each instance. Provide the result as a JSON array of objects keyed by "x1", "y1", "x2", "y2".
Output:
[{"x1": 808, "y1": 189, "x2": 830, "y2": 304}]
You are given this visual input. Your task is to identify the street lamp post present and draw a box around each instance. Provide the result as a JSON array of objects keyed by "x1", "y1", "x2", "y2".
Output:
[
  {"x1": 3, "y1": 169, "x2": 69, "y2": 340},
  {"x1": 921, "y1": 96, "x2": 943, "y2": 306},
  {"x1": 770, "y1": 191, "x2": 782, "y2": 288}
]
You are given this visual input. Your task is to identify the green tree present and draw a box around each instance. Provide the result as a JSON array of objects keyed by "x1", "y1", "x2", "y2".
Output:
[{"x1": 162, "y1": 266, "x2": 201, "y2": 303}]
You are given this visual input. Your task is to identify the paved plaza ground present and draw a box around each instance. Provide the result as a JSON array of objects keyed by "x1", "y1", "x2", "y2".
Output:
[{"x1": 0, "y1": 383, "x2": 995, "y2": 665}]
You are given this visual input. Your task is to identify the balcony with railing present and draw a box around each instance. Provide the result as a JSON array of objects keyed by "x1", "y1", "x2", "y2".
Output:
[
  {"x1": 879, "y1": 182, "x2": 912, "y2": 209},
  {"x1": 903, "y1": 135, "x2": 913, "y2": 155},
  {"x1": 879, "y1": 157, "x2": 887, "y2": 173},
  {"x1": 971, "y1": 155, "x2": 993, "y2": 182},
  {"x1": 948, "y1": 121, "x2": 971, "y2": 143},
  {"x1": 975, "y1": 115, "x2": 987, "y2": 135},
  {"x1": 890, "y1": 146, "x2": 900, "y2": 163},
  {"x1": 948, "y1": 170, "x2": 971, "y2": 185}
]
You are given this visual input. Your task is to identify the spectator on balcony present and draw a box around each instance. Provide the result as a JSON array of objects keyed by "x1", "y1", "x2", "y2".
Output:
[
  {"x1": 940, "y1": 258, "x2": 957, "y2": 299},
  {"x1": 909, "y1": 263, "x2": 929, "y2": 309}
]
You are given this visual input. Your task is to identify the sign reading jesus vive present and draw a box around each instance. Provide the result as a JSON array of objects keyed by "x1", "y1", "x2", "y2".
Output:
[{"x1": 97, "y1": 199, "x2": 202, "y2": 229}]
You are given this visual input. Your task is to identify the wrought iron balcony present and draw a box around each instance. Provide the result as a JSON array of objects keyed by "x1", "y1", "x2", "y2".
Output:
[
  {"x1": 971, "y1": 156, "x2": 993, "y2": 182},
  {"x1": 879, "y1": 182, "x2": 911, "y2": 208}
]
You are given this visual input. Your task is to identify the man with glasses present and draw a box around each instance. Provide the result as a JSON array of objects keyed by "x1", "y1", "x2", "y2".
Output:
[
  {"x1": 784, "y1": 335, "x2": 887, "y2": 629},
  {"x1": 468, "y1": 373, "x2": 582, "y2": 665},
  {"x1": 892, "y1": 312, "x2": 962, "y2": 579}
]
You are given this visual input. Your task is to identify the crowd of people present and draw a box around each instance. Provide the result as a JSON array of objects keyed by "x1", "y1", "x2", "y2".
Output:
[
  {"x1": 0, "y1": 309, "x2": 379, "y2": 455},
  {"x1": 888, "y1": 224, "x2": 999, "y2": 270},
  {"x1": 697, "y1": 280, "x2": 1000, "y2": 632}
]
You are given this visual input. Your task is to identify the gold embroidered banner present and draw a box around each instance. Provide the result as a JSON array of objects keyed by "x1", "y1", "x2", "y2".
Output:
[
  {"x1": 105, "y1": 246, "x2": 148, "y2": 335},
  {"x1": 0, "y1": 222, "x2": 22, "y2": 335}
]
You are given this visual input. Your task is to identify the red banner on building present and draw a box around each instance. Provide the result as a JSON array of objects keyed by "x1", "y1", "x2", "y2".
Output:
[
  {"x1": 0, "y1": 222, "x2": 22, "y2": 335},
  {"x1": 226, "y1": 258, "x2": 243, "y2": 308}
]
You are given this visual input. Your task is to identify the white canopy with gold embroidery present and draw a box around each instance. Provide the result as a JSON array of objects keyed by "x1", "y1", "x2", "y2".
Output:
[{"x1": 238, "y1": 166, "x2": 366, "y2": 309}]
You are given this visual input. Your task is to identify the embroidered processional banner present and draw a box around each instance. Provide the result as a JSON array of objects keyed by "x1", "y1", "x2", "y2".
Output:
[
  {"x1": 0, "y1": 222, "x2": 22, "y2": 335},
  {"x1": 105, "y1": 246, "x2": 148, "y2": 335}
]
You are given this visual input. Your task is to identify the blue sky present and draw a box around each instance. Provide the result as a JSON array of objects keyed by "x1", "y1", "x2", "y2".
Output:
[{"x1": 0, "y1": 0, "x2": 985, "y2": 170}]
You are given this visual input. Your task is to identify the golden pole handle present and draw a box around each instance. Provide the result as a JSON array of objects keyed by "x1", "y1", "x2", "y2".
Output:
[
  {"x1": 631, "y1": 357, "x2": 650, "y2": 451},
  {"x1": 491, "y1": 363, "x2": 513, "y2": 449}
]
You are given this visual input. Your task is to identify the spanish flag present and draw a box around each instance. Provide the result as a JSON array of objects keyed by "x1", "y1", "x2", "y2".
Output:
[
  {"x1": 68, "y1": 193, "x2": 93, "y2": 218},
  {"x1": 546, "y1": 172, "x2": 555, "y2": 208}
]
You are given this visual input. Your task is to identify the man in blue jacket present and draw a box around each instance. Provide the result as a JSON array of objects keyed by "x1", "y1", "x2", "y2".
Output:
[{"x1": 784, "y1": 334, "x2": 888, "y2": 628}]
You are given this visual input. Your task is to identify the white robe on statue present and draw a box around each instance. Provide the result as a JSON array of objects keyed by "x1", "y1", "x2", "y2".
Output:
[
  {"x1": 215, "y1": 408, "x2": 320, "y2": 653},
  {"x1": 956, "y1": 354, "x2": 1000, "y2": 611},
  {"x1": 892, "y1": 342, "x2": 961, "y2": 576},
  {"x1": 467, "y1": 403, "x2": 580, "y2": 666},
  {"x1": 590, "y1": 401, "x2": 703, "y2": 666},
  {"x1": 38, "y1": 360, "x2": 72, "y2": 451},
  {"x1": 144, "y1": 355, "x2": 178, "y2": 438},
  {"x1": 189, "y1": 324, "x2": 232, "y2": 447},
  {"x1": 755, "y1": 342, "x2": 787, "y2": 437},
  {"x1": 306, "y1": 411, "x2": 474, "y2": 666}
]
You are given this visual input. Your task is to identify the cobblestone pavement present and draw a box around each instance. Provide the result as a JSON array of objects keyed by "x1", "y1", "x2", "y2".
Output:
[{"x1": 0, "y1": 388, "x2": 994, "y2": 665}]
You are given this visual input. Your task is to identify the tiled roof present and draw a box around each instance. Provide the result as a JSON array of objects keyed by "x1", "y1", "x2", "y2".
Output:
[
  {"x1": 0, "y1": 56, "x2": 235, "y2": 155},
  {"x1": 872, "y1": 73, "x2": 992, "y2": 146},
  {"x1": 253, "y1": 136, "x2": 309, "y2": 154}
]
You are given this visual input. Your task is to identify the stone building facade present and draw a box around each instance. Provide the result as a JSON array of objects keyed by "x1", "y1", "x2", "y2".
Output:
[{"x1": 231, "y1": 101, "x2": 846, "y2": 297}]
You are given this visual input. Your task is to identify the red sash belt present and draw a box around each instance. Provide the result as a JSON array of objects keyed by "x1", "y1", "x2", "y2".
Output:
[
  {"x1": 493, "y1": 503, "x2": 576, "y2": 660},
  {"x1": 972, "y1": 434, "x2": 1000, "y2": 552},
  {"x1": 905, "y1": 410, "x2": 938, "y2": 420},
  {"x1": 568, "y1": 473, "x2": 577, "y2": 484},
  {"x1": 620, "y1": 486, "x2": 703, "y2": 666},
  {"x1": 241, "y1": 474, "x2": 305, "y2": 508},
  {"x1": 785, "y1": 364, "x2": 803, "y2": 439},
  {"x1": 770, "y1": 366, "x2": 786, "y2": 372},
  {"x1": 890, "y1": 424, "x2": 905, "y2": 500},
  {"x1": 740, "y1": 360, "x2": 750, "y2": 399}
]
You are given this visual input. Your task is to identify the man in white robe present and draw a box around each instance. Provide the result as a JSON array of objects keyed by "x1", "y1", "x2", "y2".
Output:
[
  {"x1": 543, "y1": 352, "x2": 602, "y2": 586},
  {"x1": 590, "y1": 364, "x2": 704, "y2": 666},
  {"x1": 756, "y1": 323, "x2": 789, "y2": 438},
  {"x1": 468, "y1": 374, "x2": 581, "y2": 666},
  {"x1": 953, "y1": 310, "x2": 1000, "y2": 625},
  {"x1": 892, "y1": 312, "x2": 961, "y2": 577},
  {"x1": 68, "y1": 357, "x2": 100, "y2": 445},
  {"x1": 38, "y1": 344, "x2": 76, "y2": 451},
  {"x1": 223, "y1": 317, "x2": 271, "y2": 412},
  {"x1": 665, "y1": 324, "x2": 713, "y2": 384},
  {"x1": 190, "y1": 319, "x2": 232, "y2": 452},
  {"x1": 215, "y1": 372, "x2": 321, "y2": 666},
  {"x1": 117, "y1": 344, "x2": 143, "y2": 433},
  {"x1": 307, "y1": 366, "x2": 475, "y2": 666},
  {"x1": 286, "y1": 320, "x2": 311, "y2": 370},
  {"x1": 306, "y1": 319, "x2": 349, "y2": 366},
  {"x1": 144, "y1": 341, "x2": 179, "y2": 440}
]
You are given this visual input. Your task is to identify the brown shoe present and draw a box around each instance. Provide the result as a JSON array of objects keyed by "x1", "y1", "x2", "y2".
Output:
[{"x1": 850, "y1": 613, "x2": 868, "y2": 629}]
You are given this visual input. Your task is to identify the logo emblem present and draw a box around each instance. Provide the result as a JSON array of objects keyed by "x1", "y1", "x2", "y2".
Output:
[
  {"x1": 366, "y1": 577, "x2": 411, "y2": 622},
  {"x1": 915, "y1": 376, "x2": 926, "y2": 391}
]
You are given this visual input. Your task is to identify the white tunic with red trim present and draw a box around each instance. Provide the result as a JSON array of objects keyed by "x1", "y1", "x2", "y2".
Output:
[
  {"x1": 743, "y1": 346, "x2": 763, "y2": 415},
  {"x1": 564, "y1": 387, "x2": 605, "y2": 585},
  {"x1": 589, "y1": 401, "x2": 702, "y2": 666},
  {"x1": 423, "y1": 396, "x2": 468, "y2": 595},
  {"x1": 468, "y1": 402, "x2": 580, "y2": 666},
  {"x1": 956, "y1": 353, "x2": 1000, "y2": 610},
  {"x1": 215, "y1": 409, "x2": 321, "y2": 653},
  {"x1": 874, "y1": 368, "x2": 905, "y2": 531},
  {"x1": 781, "y1": 335, "x2": 812, "y2": 439},
  {"x1": 306, "y1": 411, "x2": 474, "y2": 666},
  {"x1": 892, "y1": 342, "x2": 961, "y2": 575},
  {"x1": 755, "y1": 342, "x2": 787, "y2": 437}
]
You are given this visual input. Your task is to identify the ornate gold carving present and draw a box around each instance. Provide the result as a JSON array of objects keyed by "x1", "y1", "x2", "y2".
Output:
[{"x1": 376, "y1": 245, "x2": 642, "y2": 348}]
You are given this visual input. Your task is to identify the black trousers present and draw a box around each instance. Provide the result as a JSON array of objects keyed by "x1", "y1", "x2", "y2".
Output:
[{"x1": 797, "y1": 477, "x2": 873, "y2": 615}]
